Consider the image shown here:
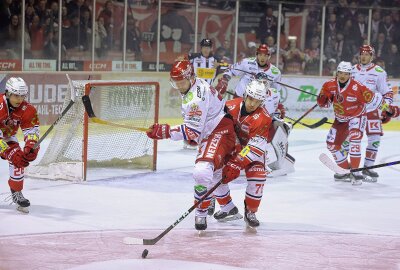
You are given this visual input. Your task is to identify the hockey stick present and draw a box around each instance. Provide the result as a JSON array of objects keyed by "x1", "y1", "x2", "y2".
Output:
[
  {"x1": 123, "y1": 179, "x2": 224, "y2": 245},
  {"x1": 32, "y1": 74, "x2": 75, "y2": 150},
  {"x1": 82, "y1": 95, "x2": 148, "y2": 132},
  {"x1": 291, "y1": 103, "x2": 319, "y2": 127},
  {"x1": 319, "y1": 153, "x2": 400, "y2": 174},
  {"x1": 233, "y1": 68, "x2": 318, "y2": 97},
  {"x1": 285, "y1": 116, "x2": 328, "y2": 129}
]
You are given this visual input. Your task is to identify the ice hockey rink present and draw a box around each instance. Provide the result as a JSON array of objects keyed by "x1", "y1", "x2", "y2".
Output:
[{"x1": 1, "y1": 128, "x2": 400, "y2": 270}]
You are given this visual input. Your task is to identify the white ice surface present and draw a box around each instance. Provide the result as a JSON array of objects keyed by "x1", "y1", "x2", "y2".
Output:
[{"x1": 1, "y1": 129, "x2": 400, "y2": 269}]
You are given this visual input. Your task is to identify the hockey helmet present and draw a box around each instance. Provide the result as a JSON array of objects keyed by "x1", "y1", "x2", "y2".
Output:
[
  {"x1": 337, "y1": 61, "x2": 352, "y2": 73},
  {"x1": 359, "y1": 45, "x2": 375, "y2": 56},
  {"x1": 170, "y1": 60, "x2": 195, "y2": 88},
  {"x1": 245, "y1": 80, "x2": 267, "y2": 101},
  {"x1": 5, "y1": 77, "x2": 29, "y2": 96},
  {"x1": 256, "y1": 44, "x2": 270, "y2": 55},
  {"x1": 255, "y1": 72, "x2": 271, "y2": 87},
  {"x1": 200, "y1": 38, "x2": 212, "y2": 47}
]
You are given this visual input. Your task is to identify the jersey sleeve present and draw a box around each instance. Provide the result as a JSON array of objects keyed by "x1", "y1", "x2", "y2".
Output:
[
  {"x1": 361, "y1": 84, "x2": 384, "y2": 113},
  {"x1": 223, "y1": 59, "x2": 247, "y2": 79},
  {"x1": 270, "y1": 70, "x2": 282, "y2": 92},
  {"x1": 377, "y1": 71, "x2": 393, "y2": 104},
  {"x1": 20, "y1": 105, "x2": 40, "y2": 142}
]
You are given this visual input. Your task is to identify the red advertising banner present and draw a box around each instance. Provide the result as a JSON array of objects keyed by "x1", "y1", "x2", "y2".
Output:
[
  {"x1": 83, "y1": 61, "x2": 112, "y2": 71},
  {"x1": 0, "y1": 60, "x2": 22, "y2": 71}
]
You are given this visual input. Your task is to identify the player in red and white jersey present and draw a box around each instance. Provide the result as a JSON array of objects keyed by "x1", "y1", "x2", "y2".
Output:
[
  {"x1": 0, "y1": 77, "x2": 40, "y2": 213},
  {"x1": 351, "y1": 45, "x2": 394, "y2": 181},
  {"x1": 146, "y1": 60, "x2": 236, "y2": 231},
  {"x1": 213, "y1": 80, "x2": 273, "y2": 228},
  {"x1": 317, "y1": 61, "x2": 394, "y2": 185},
  {"x1": 215, "y1": 44, "x2": 282, "y2": 98}
]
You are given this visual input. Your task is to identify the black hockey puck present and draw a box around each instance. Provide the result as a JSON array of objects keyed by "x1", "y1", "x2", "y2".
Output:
[{"x1": 142, "y1": 249, "x2": 149, "y2": 259}]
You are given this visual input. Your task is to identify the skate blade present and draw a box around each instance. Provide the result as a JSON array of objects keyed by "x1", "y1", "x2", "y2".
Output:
[
  {"x1": 216, "y1": 213, "x2": 243, "y2": 222},
  {"x1": 351, "y1": 180, "x2": 363, "y2": 186},
  {"x1": 123, "y1": 237, "x2": 143, "y2": 245},
  {"x1": 16, "y1": 206, "x2": 29, "y2": 213},
  {"x1": 245, "y1": 225, "x2": 257, "y2": 233},
  {"x1": 362, "y1": 176, "x2": 377, "y2": 183},
  {"x1": 334, "y1": 178, "x2": 352, "y2": 182}
]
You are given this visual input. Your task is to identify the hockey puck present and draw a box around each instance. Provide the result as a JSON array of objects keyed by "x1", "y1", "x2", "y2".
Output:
[{"x1": 142, "y1": 249, "x2": 149, "y2": 259}]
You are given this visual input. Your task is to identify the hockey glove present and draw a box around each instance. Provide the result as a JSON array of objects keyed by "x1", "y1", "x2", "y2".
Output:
[
  {"x1": 222, "y1": 157, "x2": 243, "y2": 184},
  {"x1": 381, "y1": 105, "x2": 400, "y2": 124},
  {"x1": 274, "y1": 103, "x2": 286, "y2": 119},
  {"x1": 2, "y1": 143, "x2": 29, "y2": 168},
  {"x1": 146, "y1": 123, "x2": 171, "y2": 140},
  {"x1": 23, "y1": 138, "x2": 40, "y2": 162},
  {"x1": 317, "y1": 94, "x2": 331, "y2": 108},
  {"x1": 215, "y1": 76, "x2": 229, "y2": 95}
]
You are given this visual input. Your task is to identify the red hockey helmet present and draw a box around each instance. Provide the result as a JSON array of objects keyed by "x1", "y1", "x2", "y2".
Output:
[
  {"x1": 170, "y1": 60, "x2": 195, "y2": 88},
  {"x1": 256, "y1": 44, "x2": 270, "y2": 55},
  {"x1": 359, "y1": 45, "x2": 375, "y2": 56}
]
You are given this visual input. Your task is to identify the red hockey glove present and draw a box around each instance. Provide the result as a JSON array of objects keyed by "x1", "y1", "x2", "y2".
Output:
[
  {"x1": 222, "y1": 157, "x2": 243, "y2": 184},
  {"x1": 23, "y1": 139, "x2": 40, "y2": 162},
  {"x1": 382, "y1": 105, "x2": 400, "y2": 124},
  {"x1": 317, "y1": 94, "x2": 330, "y2": 108},
  {"x1": 215, "y1": 76, "x2": 229, "y2": 95},
  {"x1": 275, "y1": 103, "x2": 286, "y2": 119},
  {"x1": 146, "y1": 123, "x2": 171, "y2": 140},
  {"x1": 2, "y1": 143, "x2": 29, "y2": 168}
]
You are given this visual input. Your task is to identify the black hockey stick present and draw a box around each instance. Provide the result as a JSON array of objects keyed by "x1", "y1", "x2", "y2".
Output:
[
  {"x1": 123, "y1": 179, "x2": 223, "y2": 245},
  {"x1": 291, "y1": 103, "x2": 319, "y2": 127},
  {"x1": 82, "y1": 95, "x2": 148, "y2": 132},
  {"x1": 285, "y1": 116, "x2": 328, "y2": 129},
  {"x1": 319, "y1": 153, "x2": 400, "y2": 174},
  {"x1": 32, "y1": 74, "x2": 75, "y2": 150}
]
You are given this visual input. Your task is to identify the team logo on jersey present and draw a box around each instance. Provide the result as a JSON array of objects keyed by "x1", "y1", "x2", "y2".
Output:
[
  {"x1": 375, "y1": 67, "x2": 383, "y2": 72},
  {"x1": 352, "y1": 84, "x2": 358, "y2": 91},
  {"x1": 271, "y1": 67, "x2": 279, "y2": 74},
  {"x1": 183, "y1": 92, "x2": 194, "y2": 104},
  {"x1": 346, "y1": 96, "x2": 357, "y2": 102},
  {"x1": 362, "y1": 91, "x2": 373, "y2": 102},
  {"x1": 241, "y1": 124, "x2": 250, "y2": 133},
  {"x1": 333, "y1": 103, "x2": 345, "y2": 115},
  {"x1": 188, "y1": 103, "x2": 202, "y2": 117}
]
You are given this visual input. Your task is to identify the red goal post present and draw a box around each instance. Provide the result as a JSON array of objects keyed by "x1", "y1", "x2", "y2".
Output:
[{"x1": 26, "y1": 80, "x2": 160, "y2": 181}]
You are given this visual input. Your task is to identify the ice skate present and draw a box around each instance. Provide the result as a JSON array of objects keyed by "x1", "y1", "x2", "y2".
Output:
[
  {"x1": 11, "y1": 189, "x2": 30, "y2": 213},
  {"x1": 214, "y1": 206, "x2": 243, "y2": 222},
  {"x1": 351, "y1": 173, "x2": 363, "y2": 186},
  {"x1": 333, "y1": 173, "x2": 352, "y2": 182},
  {"x1": 362, "y1": 169, "x2": 378, "y2": 183},
  {"x1": 244, "y1": 207, "x2": 260, "y2": 228},
  {"x1": 207, "y1": 197, "x2": 215, "y2": 216},
  {"x1": 195, "y1": 216, "x2": 207, "y2": 231}
]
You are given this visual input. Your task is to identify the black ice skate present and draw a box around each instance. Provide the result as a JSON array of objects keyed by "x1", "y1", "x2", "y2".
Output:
[
  {"x1": 207, "y1": 197, "x2": 215, "y2": 216},
  {"x1": 333, "y1": 173, "x2": 352, "y2": 182},
  {"x1": 362, "y1": 169, "x2": 378, "y2": 183},
  {"x1": 351, "y1": 173, "x2": 364, "y2": 186},
  {"x1": 214, "y1": 206, "x2": 243, "y2": 222},
  {"x1": 195, "y1": 216, "x2": 207, "y2": 231},
  {"x1": 244, "y1": 207, "x2": 260, "y2": 228},
  {"x1": 11, "y1": 189, "x2": 30, "y2": 213}
]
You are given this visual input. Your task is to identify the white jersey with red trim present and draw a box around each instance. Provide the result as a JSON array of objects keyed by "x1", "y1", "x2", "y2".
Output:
[
  {"x1": 169, "y1": 78, "x2": 226, "y2": 144},
  {"x1": 351, "y1": 63, "x2": 392, "y2": 104},
  {"x1": 263, "y1": 87, "x2": 280, "y2": 116},
  {"x1": 223, "y1": 57, "x2": 282, "y2": 97}
]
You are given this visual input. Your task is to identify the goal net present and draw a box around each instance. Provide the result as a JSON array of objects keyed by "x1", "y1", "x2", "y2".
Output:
[{"x1": 26, "y1": 80, "x2": 159, "y2": 181}]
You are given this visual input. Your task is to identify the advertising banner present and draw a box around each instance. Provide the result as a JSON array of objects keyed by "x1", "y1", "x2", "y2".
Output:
[
  {"x1": 24, "y1": 59, "x2": 57, "y2": 71},
  {"x1": 0, "y1": 60, "x2": 22, "y2": 71}
]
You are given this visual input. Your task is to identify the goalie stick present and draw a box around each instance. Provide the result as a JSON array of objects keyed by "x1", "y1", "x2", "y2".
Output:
[
  {"x1": 32, "y1": 74, "x2": 75, "y2": 150},
  {"x1": 123, "y1": 179, "x2": 224, "y2": 245},
  {"x1": 319, "y1": 153, "x2": 400, "y2": 174},
  {"x1": 285, "y1": 116, "x2": 328, "y2": 129},
  {"x1": 82, "y1": 95, "x2": 148, "y2": 132}
]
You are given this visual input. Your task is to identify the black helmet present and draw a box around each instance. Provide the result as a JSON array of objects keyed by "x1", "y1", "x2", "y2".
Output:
[{"x1": 200, "y1": 38, "x2": 212, "y2": 47}]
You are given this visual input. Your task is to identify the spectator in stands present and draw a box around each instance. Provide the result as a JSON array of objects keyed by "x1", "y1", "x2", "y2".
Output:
[
  {"x1": 386, "y1": 44, "x2": 400, "y2": 78},
  {"x1": 343, "y1": 1, "x2": 359, "y2": 24},
  {"x1": 322, "y1": 58, "x2": 337, "y2": 76},
  {"x1": 95, "y1": 16, "x2": 108, "y2": 58},
  {"x1": 304, "y1": 37, "x2": 322, "y2": 75},
  {"x1": 265, "y1": 35, "x2": 283, "y2": 70},
  {"x1": 124, "y1": 17, "x2": 141, "y2": 59},
  {"x1": 25, "y1": 5, "x2": 36, "y2": 26},
  {"x1": 5, "y1": 14, "x2": 21, "y2": 54},
  {"x1": 97, "y1": 0, "x2": 114, "y2": 50},
  {"x1": 34, "y1": 0, "x2": 48, "y2": 25},
  {"x1": 256, "y1": 7, "x2": 278, "y2": 44},
  {"x1": 282, "y1": 38, "x2": 305, "y2": 74},
  {"x1": 371, "y1": 9, "x2": 383, "y2": 44},
  {"x1": 381, "y1": 14, "x2": 397, "y2": 44},
  {"x1": 29, "y1": 14, "x2": 45, "y2": 58},
  {"x1": 216, "y1": 39, "x2": 232, "y2": 60},
  {"x1": 352, "y1": 13, "x2": 368, "y2": 47},
  {"x1": 325, "y1": 13, "x2": 337, "y2": 44},
  {"x1": 373, "y1": 32, "x2": 390, "y2": 63},
  {"x1": 0, "y1": 0, "x2": 13, "y2": 44}
]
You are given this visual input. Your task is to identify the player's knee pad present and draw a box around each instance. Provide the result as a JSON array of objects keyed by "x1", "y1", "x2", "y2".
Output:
[
  {"x1": 193, "y1": 161, "x2": 214, "y2": 186},
  {"x1": 349, "y1": 129, "x2": 363, "y2": 141}
]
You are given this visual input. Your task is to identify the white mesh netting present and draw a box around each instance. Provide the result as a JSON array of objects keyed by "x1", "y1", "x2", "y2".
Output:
[{"x1": 26, "y1": 80, "x2": 158, "y2": 181}]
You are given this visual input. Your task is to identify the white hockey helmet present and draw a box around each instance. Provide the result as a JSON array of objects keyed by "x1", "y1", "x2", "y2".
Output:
[
  {"x1": 336, "y1": 61, "x2": 352, "y2": 73},
  {"x1": 245, "y1": 80, "x2": 267, "y2": 101},
  {"x1": 6, "y1": 77, "x2": 29, "y2": 96}
]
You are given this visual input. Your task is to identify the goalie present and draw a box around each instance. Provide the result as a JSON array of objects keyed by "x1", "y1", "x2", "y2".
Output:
[{"x1": 0, "y1": 77, "x2": 40, "y2": 213}]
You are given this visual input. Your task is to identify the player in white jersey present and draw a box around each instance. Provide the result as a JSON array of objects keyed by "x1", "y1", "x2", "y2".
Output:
[
  {"x1": 351, "y1": 45, "x2": 393, "y2": 182},
  {"x1": 146, "y1": 60, "x2": 236, "y2": 231},
  {"x1": 215, "y1": 44, "x2": 282, "y2": 97}
]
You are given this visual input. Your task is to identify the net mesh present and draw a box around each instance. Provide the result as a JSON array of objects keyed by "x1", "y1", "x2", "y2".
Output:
[{"x1": 27, "y1": 80, "x2": 158, "y2": 181}]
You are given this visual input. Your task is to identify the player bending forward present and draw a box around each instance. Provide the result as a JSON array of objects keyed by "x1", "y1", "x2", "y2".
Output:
[
  {"x1": 146, "y1": 60, "x2": 236, "y2": 231},
  {"x1": 213, "y1": 80, "x2": 273, "y2": 228},
  {"x1": 317, "y1": 62, "x2": 397, "y2": 185},
  {"x1": 0, "y1": 77, "x2": 40, "y2": 213}
]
